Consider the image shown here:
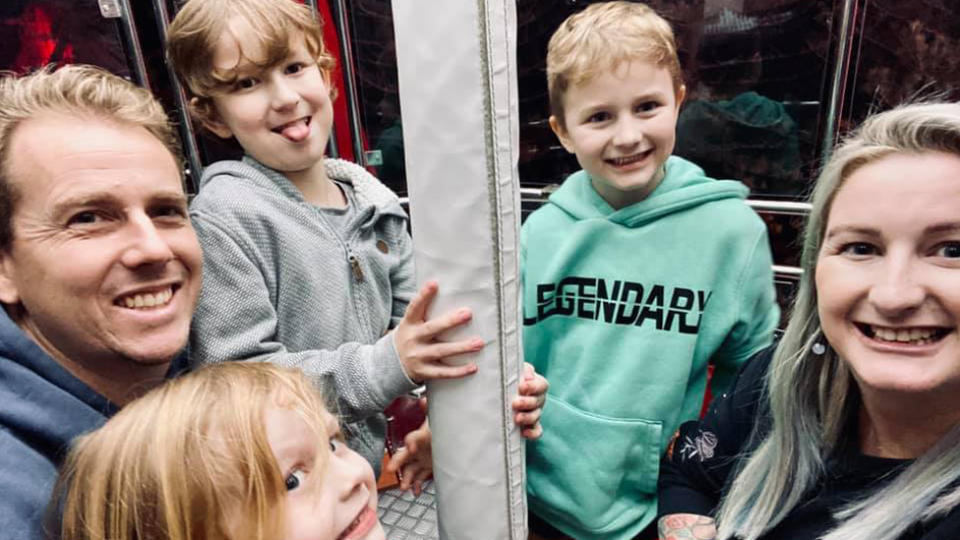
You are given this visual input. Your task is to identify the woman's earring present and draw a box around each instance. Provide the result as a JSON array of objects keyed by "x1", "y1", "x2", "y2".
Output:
[{"x1": 811, "y1": 340, "x2": 827, "y2": 356}]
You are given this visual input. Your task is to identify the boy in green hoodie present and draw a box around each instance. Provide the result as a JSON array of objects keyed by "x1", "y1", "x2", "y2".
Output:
[{"x1": 522, "y1": 3, "x2": 779, "y2": 539}]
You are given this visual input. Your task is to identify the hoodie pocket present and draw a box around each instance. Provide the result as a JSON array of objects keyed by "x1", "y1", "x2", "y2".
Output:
[{"x1": 527, "y1": 395, "x2": 662, "y2": 534}]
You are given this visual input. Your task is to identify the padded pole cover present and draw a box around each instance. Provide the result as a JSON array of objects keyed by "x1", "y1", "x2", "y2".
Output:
[{"x1": 391, "y1": 2, "x2": 526, "y2": 539}]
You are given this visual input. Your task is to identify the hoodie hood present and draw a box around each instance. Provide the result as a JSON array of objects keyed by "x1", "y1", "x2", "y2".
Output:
[{"x1": 547, "y1": 155, "x2": 749, "y2": 228}]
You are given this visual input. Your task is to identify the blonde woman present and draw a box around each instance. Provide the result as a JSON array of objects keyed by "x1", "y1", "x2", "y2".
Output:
[
  {"x1": 658, "y1": 102, "x2": 960, "y2": 540},
  {"x1": 56, "y1": 362, "x2": 384, "y2": 540}
]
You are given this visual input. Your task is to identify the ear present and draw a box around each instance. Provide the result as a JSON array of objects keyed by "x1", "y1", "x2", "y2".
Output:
[
  {"x1": 548, "y1": 115, "x2": 575, "y2": 154},
  {"x1": 0, "y1": 252, "x2": 20, "y2": 305},
  {"x1": 190, "y1": 97, "x2": 234, "y2": 139},
  {"x1": 675, "y1": 83, "x2": 687, "y2": 109}
]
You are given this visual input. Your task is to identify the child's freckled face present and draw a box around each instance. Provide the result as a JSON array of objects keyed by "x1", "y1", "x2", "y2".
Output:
[
  {"x1": 265, "y1": 408, "x2": 384, "y2": 540},
  {"x1": 205, "y1": 17, "x2": 333, "y2": 178},
  {"x1": 551, "y1": 59, "x2": 684, "y2": 210}
]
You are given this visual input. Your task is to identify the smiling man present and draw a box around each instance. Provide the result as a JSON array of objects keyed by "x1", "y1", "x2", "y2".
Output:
[{"x1": 0, "y1": 64, "x2": 202, "y2": 537}]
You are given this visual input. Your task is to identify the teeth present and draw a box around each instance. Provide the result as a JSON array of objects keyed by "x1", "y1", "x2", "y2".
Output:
[
  {"x1": 118, "y1": 288, "x2": 173, "y2": 310},
  {"x1": 870, "y1": 325, "x2": 939, "y2": 343}
]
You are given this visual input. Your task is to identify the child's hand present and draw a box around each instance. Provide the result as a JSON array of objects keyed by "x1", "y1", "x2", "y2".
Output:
[
  {"x1": 393, "y1": 281, "x2": 483, "y2": 382},
  {"x1": 386, "y1": 405, "x2": 433, "y2": 496},
  {"x1": 513, "y1": 362, "x2": 548, "y2": 440}
]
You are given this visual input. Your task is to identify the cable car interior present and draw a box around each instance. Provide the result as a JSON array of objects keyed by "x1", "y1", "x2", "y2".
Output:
[{"x1": 2, "y1": 0, "x2": 959, "y2": 538}]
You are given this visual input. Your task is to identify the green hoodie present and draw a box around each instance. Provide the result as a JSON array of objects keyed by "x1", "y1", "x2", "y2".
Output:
[{"x1": 522, "y1": 156, "x2": 778, "y2": 540}]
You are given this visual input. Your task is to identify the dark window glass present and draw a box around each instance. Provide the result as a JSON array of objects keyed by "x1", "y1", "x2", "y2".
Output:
[
  {"x1": 519, "y1": 0, "x2": 839, "y2": 200},
  {"x1": 339, "y1": 0, "x2": 407, "y2": 194},
  {"x1": 842, "y1": 0, "x2": 960, "y2": 132},
  {"x1": 759, "y1": 211, "x2": 803, "y2": 268},
  {"x1": 0, "y1": 0, "x2": 131, "y2": 77}
]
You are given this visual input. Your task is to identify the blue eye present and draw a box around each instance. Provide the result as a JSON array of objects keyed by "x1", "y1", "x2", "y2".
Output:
[
  {"x1": 285, "y1": 469, "x2": 305, "y2": 491},
  {"x1": 840, "y1": 242, "x2": 877, "y2": 256},
  {"x1": 329, "y1": 438, "x2": 340, "y2": 453},
  {"x1": 936, "y1": 242, "x2": 960, "y2": 258}
]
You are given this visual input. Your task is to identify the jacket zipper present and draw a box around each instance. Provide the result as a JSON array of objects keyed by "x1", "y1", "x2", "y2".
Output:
[{"x1": 348, "y1": 253, "x2": 365, "y2": 282}]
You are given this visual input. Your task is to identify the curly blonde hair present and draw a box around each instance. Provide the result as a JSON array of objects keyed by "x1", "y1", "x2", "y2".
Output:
[{"x1": 166, "y1": 0, "x2": 337, "y2": 128}]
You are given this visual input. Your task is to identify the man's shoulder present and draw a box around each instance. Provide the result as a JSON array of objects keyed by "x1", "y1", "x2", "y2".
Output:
[{"x1": 0, "y1": 426, "x2": 59, "y2": 539}]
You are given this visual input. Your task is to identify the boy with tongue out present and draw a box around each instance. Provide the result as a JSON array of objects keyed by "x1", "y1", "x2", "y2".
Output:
[
  {"x1": 521, "y1": 3, "x2": 779, "y2": 540},
  {"x1": 165, "y1": 0, "x2": 547, "y2": 495}
]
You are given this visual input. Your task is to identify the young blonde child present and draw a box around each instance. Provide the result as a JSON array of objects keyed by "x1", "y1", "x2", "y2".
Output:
[
  {"x1": 57, "y1": 362, "x2": 384, "y2": 540},
  {"x1": 522, "y1": 3, "x2": 779, "y2": 539},
  {"x1": 165, "y1": 0, "x2": 545, "y2": 485}
]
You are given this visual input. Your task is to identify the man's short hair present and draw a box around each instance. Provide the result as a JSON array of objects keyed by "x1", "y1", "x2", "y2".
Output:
[
  {"x1": 166, "y1": 0, "x2": 337, "y2": 128},
  {"x1": 547, "y1": 1, "x2": 683, "y2": 127},
  {"x1": 0, "y1": 64, "x2": 183, "y2": 252}
]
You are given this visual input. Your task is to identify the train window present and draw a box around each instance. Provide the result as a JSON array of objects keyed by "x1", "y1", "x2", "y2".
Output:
[
  {"x1": 0, "y1": 0, "x2": 133, "y2": 77},
  {"x1": 334, "y1": 0, "x2": 407, "y2": 195},
  {"x1": 518, "y1": 0, "x2": 839, "y2": 200},
  {"x1": 842, "y1": 0, "x2": 960, "y2": 131}
]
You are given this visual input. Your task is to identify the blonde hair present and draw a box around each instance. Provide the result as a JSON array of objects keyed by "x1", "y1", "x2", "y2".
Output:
[
  {"x1": 166, "y1": 0, "x2": 336, "y2": 126},
  {"x1": 546, "y1": 1, "x2": 683, "y2": 126},
  {"x1": 57, "y1": 362, "x2": 333, "y2": 540},
  {"x1": 0, "y1": 64, "x2": 182, "y2": 251},
  {"x1": 716, "y1": 102, "x2": 960, "y2": 540}
]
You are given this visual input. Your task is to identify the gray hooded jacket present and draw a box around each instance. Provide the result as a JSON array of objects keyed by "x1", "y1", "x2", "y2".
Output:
[{"x1": 189, "y1": 156, "x2": 418, "y2": 470}]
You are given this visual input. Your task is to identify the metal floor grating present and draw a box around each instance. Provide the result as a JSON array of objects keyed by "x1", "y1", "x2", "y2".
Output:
[{"x1": 377, "y1": 480, "x2": 438, "y2": 539}]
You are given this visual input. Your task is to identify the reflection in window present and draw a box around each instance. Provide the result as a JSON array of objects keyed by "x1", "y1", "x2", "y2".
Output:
[
  {"x1": 0, "y1": 0, "x2": 130, "y2": 77},
  {"x1": 844, "y1": 0, "x2": 960, "y2": 131},
  {"x1": 339, "y1": 0, "x2": 407, "y2": 194}
]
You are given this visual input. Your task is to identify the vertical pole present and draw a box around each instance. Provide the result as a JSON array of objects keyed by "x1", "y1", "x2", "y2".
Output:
[
  {"x1": 392, "y1": 1, "x2": 527, "y2": 538},
  {"x1": 114, "y1": 0, "x2": 150, "y2": 88},
  {"x1": 328, "y1": 0, "x2": 367, "y2": 165},
  {"x1": 151, "y1": 0, "x2": 204, "y2": 191},
  {"x1": 821, "y1": 0, "x2": 859, "y2": 161}
]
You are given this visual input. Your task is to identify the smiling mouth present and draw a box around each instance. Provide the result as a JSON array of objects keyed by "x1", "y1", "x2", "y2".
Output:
[
  {"x1": 337, "y1": 506, "x2": 377, "y2": 540},
  {"x1": 606, "y1": 150, "x2": 652, "y2": 167},
  {"x1": 114, "y1": 285, "x2": 178, "y2": 310},
  {"x1": 856, "y1": 323, "x2": 951, "y2": 345}
]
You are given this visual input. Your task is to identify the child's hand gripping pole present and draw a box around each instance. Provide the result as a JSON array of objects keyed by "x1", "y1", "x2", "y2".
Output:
[{"x1": 392, "y1": 281, "x2": 485, "y2": 383}]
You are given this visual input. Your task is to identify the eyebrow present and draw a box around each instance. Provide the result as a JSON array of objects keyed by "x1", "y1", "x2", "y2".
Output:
[
  {"x1": 825, "y1": 222, "x2": 960, "y2": 239},
  {"x1": 823, "y1": 225, "x2": 879, "y2": 240},
  {"x1": 924, "y1": 222, "x2": 960, "y2": 235},
  {"x1": 51, "y1": 190, "x2": 187, "y2": 217}
]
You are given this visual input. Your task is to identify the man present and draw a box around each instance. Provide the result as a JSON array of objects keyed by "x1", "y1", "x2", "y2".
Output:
[{"x1": 0, "y1": 64, "x2": 203, "y2": 537}]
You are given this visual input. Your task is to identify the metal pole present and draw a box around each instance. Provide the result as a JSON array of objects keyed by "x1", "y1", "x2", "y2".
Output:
[
  {"x1": 820, "y1": 0, "x2": 858, "y2": 161},
  {"x1": 151, "y1": 0, "x2": 204, "y2": 191},
  {"x1": 329, "y1": 0, "x2": 367, "y2": 165},
  {"x1": 306, "y1": 0, "x2": 340, "y2": 159},
  {"x1": 111, "y1": 0, "x2": 150, "y2": 88}
]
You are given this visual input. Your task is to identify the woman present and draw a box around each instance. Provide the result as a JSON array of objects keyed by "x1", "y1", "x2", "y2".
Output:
[{"x1": 657, "y1": 102, "x2": 960, "y2": 540}]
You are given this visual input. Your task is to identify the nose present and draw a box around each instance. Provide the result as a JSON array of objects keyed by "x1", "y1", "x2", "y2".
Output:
[
  {"x1": 867, "y1": 256, "x2": 925, "y2": 318},
  {"x1": 269, "y1": 76, "x2": 300, "y2": 111},
  {"x1": 119, "y1": 214, "x2": 175, "y2": 268},
  {"x1": 612, "y1": 116, "x2": 641, "y2": 148},
  {"x1": 335, "y1": 449, "x2": 374, "y2": 502}
]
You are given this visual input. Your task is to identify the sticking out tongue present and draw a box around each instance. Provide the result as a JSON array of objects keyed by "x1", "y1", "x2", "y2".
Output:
[{"x1": 279, "y1": 119, "x2": 310, "y2": 142}]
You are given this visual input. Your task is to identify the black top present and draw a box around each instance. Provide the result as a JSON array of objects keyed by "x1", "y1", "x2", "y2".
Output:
[{"x1": 657, "y1": 348, "x2": 960, "y2": 539}]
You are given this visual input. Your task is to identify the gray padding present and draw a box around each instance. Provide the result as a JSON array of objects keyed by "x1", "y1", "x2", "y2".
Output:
[{"x1": 391, "y1": 1, "x2": 527, "y2": 539}]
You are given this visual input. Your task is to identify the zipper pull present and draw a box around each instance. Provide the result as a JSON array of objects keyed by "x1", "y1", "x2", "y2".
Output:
[{"x1": 348, "y1": 254, "x2": 365, "y2": 282}]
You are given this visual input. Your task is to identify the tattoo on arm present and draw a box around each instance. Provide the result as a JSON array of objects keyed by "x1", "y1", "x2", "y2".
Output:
[{"x1": 658, "y1": 513, "x2": 718, "y2": 540}]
